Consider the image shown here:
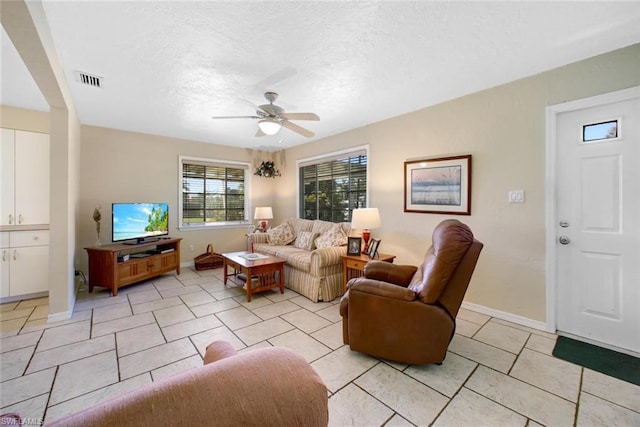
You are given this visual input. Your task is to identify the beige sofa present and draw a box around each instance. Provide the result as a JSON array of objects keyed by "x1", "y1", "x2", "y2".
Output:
[
  {"x1": 251, "y1": 218, "x2": 351, "y2": 302},
  {"x1": 39, "y1": 341, "x2": 328, "y2": 426}
]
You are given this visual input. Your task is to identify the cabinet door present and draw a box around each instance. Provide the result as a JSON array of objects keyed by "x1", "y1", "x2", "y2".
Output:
[
  {"x1": 0, "y1": 250, "x2": 9, "y2": 298},
  {"x1": 1, "y1": 128, "x2": 15, "y2": 226},
  {"x1": 15, "y1": 130, "x2": 49, "y2": 225},
  {"x1": 0, "y1": 233, "x2": 8, "y2": 297},
  {"x1": 150, "y1": 252, "x2": 178, "y2": 274},
  {"x1": 117, "y1": 258, "x2": 151, "y2": 285},
  {"x1": 10, "y1": 245, "x2": 49, "y2": 295}
]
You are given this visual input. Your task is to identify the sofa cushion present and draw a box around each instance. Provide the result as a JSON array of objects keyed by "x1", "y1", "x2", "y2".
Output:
[
  {"x1": 267, "y1": 222, "x2": 296, "y2": 246},
  {"x1": 287, "y1": 218, "x2": 315, "y2": 235},
  {"x1": 294, "y1": 231, "x2": 319, "y2": 251},
  {"x1": 310, "y1": 220, "x2": 336, "y2": 235},
  {"x1": 276, "y1": 246, "x2": 312, "y2": 273},
  {"x1": 315, "y1": 224, "x2": 348, "y2": 249}
]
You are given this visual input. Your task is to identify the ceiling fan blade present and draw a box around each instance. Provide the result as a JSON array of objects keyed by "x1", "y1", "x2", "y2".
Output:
[
  {"x1": 282, "y1": 120, "x2": 315, "y2": 138},
  {"x1": 239, "y1": 98, "x2": 268, "y2": 115},
  {"x1": 255, "y1": 128, "x2": 266, "y2": 137},
  {"x1": 281, "y1": 112, "x2": 319, "y2": 121},
  {"x1": 211, "y1": 115, "x2": 260, "y2": 119}
]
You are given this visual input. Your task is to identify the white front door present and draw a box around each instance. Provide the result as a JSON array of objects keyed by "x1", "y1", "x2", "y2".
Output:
[{"x1": 554, "y1": 89, "x2": 640, "y2": 353}]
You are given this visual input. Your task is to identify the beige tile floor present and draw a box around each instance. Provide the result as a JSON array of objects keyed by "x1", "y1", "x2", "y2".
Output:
[{"x1": 1, "y1": 267, "x2": 639, "y2": 426}]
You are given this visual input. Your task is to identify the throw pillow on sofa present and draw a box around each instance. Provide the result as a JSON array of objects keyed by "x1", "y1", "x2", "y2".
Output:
[
  {"x1": 294, "y1": 231, "x2": 320, "y2": 251},
  {"x1": 315, "y1": 224, "x2": 348, "y2": 249},
  {"x1": 268, "y1": 222, "x2": 297, "y2": 245}
]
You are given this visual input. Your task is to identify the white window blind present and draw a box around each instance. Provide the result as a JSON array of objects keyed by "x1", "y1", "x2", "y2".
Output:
[
  {"x1": 179, "y1": 156, "x2": 249, "y2": 227},
  {"x1": 299, "y1": 148, "x2": 368, "y2": 222}
]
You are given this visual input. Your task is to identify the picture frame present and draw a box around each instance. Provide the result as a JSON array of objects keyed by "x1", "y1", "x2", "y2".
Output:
[
  {"x1": 404, "y1": 155, "x2": 472, "y2": 215},
  {"x1": 347, "y1": 237, "x2": 362, "y2": 256},
  {"x1": 367, "y1": 238, "x2": 381, "y2": 259}
]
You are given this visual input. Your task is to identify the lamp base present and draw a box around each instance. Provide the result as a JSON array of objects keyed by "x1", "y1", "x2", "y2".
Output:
[
  {"x1": 362, "y1": 229, "x2": 371, "y2": 254},
  {"x1": 259, "y1": 220, "x2": 268, "y2": 232}
]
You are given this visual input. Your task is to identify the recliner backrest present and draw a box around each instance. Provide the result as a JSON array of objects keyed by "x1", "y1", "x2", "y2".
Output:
[{"x1": 408, "y1": 220, "x2": 475, "y2": 304}]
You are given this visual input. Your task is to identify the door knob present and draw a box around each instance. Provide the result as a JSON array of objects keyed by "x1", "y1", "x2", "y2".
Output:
[{"x1": 559, "y1": 236, "x2": 571, "y2": 245}]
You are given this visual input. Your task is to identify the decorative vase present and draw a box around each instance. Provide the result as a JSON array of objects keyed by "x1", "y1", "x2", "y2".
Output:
[{"x1": 93, "y1": 206, "x2": 102, "y2": 246}]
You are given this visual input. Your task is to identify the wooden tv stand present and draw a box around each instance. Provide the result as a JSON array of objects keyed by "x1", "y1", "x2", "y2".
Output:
[{"x1": 85, "y1": 238, "x2": 182, "y2": 296}]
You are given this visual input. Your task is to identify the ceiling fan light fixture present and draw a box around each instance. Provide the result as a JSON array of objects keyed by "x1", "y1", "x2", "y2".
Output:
[{"x1": 258, "y1": 118, "x2": 281, "y2": 135}]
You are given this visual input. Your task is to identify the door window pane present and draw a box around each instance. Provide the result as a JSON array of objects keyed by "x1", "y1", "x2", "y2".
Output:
[{"x1": 583, "y1": 120, "x2": 618, "y2": 143}]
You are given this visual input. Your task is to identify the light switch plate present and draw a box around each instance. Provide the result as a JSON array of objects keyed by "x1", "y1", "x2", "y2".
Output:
[{"x1": 509, "y1": 190, "x2": 525, "y2": 203}]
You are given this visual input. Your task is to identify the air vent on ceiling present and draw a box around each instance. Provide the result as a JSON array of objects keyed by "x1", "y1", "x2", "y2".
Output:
[{"x1": 75, "y1": 71, "x2": 103, "y2": 88}]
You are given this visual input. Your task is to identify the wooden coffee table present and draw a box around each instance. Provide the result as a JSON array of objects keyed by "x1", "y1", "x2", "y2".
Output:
[{"x1": 222, "y1": 251, "x2": 285, "y2": 302}]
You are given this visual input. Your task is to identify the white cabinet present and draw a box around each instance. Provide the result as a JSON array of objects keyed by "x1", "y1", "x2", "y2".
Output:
[
  {"x1": 0, "y1": 232, "x2": 9, "y2": 297},
  {"x1": 0, "y1": 230, "x2": 49, "y2": 298},
  {"x1": 1, "y1": 128, "x2": 50, "y2": 226}
]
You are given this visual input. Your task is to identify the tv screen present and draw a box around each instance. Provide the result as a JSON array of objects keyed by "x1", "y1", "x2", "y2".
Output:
[{"x1": 112, "y1": 203, "x2": 169, "y2": 243}]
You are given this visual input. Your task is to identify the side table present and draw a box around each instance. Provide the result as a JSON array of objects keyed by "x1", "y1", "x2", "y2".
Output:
[{"x1": 342, "y1": 252, "x2": 396, "y2": 293}]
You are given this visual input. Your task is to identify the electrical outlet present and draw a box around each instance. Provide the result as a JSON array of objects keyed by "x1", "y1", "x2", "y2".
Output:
[
  {"x1": 509, "y1": 190, "x2": 525, "y2": 203},
  {"x1": 189, "y1": 245, "x2": 194, "y2": 252}
]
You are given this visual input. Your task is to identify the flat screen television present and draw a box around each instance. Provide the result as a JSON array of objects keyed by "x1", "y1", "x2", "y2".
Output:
[{"x1": 112, "y1": 203, "x2": 169, "y2": 243}]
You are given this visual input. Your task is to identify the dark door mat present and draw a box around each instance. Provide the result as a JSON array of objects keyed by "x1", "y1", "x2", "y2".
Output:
[{"x1": 552, "y1": 336, "x2": 640, "y2": 386}]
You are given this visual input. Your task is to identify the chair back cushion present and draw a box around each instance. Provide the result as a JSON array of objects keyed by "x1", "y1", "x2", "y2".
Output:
[{"x1": 408, "y1": 219, "x2": 474, "y2": 304}]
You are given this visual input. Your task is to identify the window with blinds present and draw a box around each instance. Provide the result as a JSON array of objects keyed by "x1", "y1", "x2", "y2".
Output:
[
  {"x1": 299, "y1": 149, "x2": 368, "y2": 222},
  {"x1": 180, "y1": 157, "x2": 249, "y2": 227}
]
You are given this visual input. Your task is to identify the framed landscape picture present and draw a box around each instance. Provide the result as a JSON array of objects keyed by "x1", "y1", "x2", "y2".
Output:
[{"x1": 404, "y1": 155, "x2": 471, "y2": 215}]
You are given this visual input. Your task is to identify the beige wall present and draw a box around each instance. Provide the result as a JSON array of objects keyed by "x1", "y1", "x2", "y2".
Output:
[
  {"x1": 77, "y1": 126, "x2": 274, "y2": 271},
  {"x1": 7, "y1": 40, "x2": 639, "y2": 322},
  {"x1": 279, "y1": 43, "x2": 640, "y2": 321},
  {"x1": 0, "y1": 105, "x2": 49, "y2": 131}
]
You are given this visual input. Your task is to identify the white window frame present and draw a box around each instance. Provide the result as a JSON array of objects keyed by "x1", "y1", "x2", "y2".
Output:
[{"x1": 178, "y1": 155, "x2": 252, "y2": 230}]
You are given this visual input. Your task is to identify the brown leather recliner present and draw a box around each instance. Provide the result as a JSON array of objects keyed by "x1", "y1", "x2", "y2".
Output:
[{"x1": 339, "y1": 219, "x2": 483, "y2": 365}]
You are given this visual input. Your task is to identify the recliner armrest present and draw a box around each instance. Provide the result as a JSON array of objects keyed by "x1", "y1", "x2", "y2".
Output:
[
  {"x1": 363, "y1": 261, "x2": 417, "y2": 287},
  {"x1": 348, "y1": 278, "x2": 417, "y2": 301}
]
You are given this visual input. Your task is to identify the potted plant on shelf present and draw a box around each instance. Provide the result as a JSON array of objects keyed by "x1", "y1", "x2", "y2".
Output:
[{"x1": 254, "y1": 161, "x2": 281, "y2": 178}]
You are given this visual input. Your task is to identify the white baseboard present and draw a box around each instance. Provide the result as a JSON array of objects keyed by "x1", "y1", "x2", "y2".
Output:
[
  {"x1": 461, "y1": 301, "x2": 547, "y2": 332},
  {"x1": 0, "y1": 291, "x2": 48, "y2": 305},
  {"x1": 181, "y1": 261, "x2": 195, "y2": 269},
  {"x1": 48, "y1": 310, "x2": 73, "y2": 323}
]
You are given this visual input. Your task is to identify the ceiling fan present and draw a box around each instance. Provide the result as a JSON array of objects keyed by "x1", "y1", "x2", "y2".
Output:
[{"x1": 211, "y1": 92, "x2": 319, "y2": 137}]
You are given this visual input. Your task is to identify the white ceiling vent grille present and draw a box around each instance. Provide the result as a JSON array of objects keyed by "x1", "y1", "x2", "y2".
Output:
[{"x1": 75, "y1": 71, "x2": 103, "y2": 88}]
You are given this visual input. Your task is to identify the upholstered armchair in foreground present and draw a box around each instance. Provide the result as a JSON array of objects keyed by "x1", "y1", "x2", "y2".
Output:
[
  {"x1": 42, "y1": 341, "x2": 328, "y2": 426},
  {"x1": 339, "y1": 219, "x2": 483, "y2": 365}
]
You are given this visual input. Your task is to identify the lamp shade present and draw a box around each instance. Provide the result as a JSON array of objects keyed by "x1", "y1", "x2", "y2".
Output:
[
  {"x1": 254, "y1": 206, "x2": 274, "y2": 220},
  {"x1": 351, "y1": 208, "x2": 381, "y2": 230},
  {"x1": 257, "y1": 119, "x2": 281, "y2": 135}
]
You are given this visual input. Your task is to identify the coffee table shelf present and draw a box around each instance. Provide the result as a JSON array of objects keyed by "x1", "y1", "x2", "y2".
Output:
[{"x1": 222, "y1": 251, "x2": 285, "y2": 302}]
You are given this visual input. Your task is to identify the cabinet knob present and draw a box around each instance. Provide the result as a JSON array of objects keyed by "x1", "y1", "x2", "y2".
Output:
[
  {"x1": 13, "y1": 250, "x2": 17, "y2": 261},
  {"x1": 8, "y1": 214, "x2": 13, "y2": 225},
  {"x1": 18, "y1": 214, "x2": 23, "y2": 224},
  {"x1": 33, "y1": 236, "x2": 39, "y2": 241},
  {"x1": 2, "y1": 250, "x2": 6, "y2": 261}
]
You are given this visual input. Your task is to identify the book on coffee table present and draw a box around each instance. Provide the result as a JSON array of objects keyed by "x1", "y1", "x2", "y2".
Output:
[{"x1": 239, "y1": 253, "x2": 269, "y2": 260}]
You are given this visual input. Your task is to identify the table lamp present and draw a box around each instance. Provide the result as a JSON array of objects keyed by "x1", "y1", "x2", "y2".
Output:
[
  {"x1": 254, "y1": 207, "x2": 273, "y2": 232},
  {"x1": 351, "y1": 208, "x2": 381, "y2": 254}
]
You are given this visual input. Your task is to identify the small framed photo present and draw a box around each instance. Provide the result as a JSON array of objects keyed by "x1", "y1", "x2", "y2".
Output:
[
  {"x1": 347, "y1": 237, "x2": 362, "y2": 256},
  {"x1": 368, "y1": 238, "x2": 381, "y2": 259},
  {"x1": 404, "y1": 154, "x2": 472, "y2": 215}
]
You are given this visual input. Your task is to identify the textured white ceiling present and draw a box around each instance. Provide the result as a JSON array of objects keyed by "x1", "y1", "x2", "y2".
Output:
[{"x1": 2, "y1": 1, "x2": 640, "y2": 151}]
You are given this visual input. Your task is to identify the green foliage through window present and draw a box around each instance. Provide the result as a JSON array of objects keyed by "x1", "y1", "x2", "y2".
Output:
[{"x1": 299, "y1": 153, "x2": 367, "y2": 222}]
